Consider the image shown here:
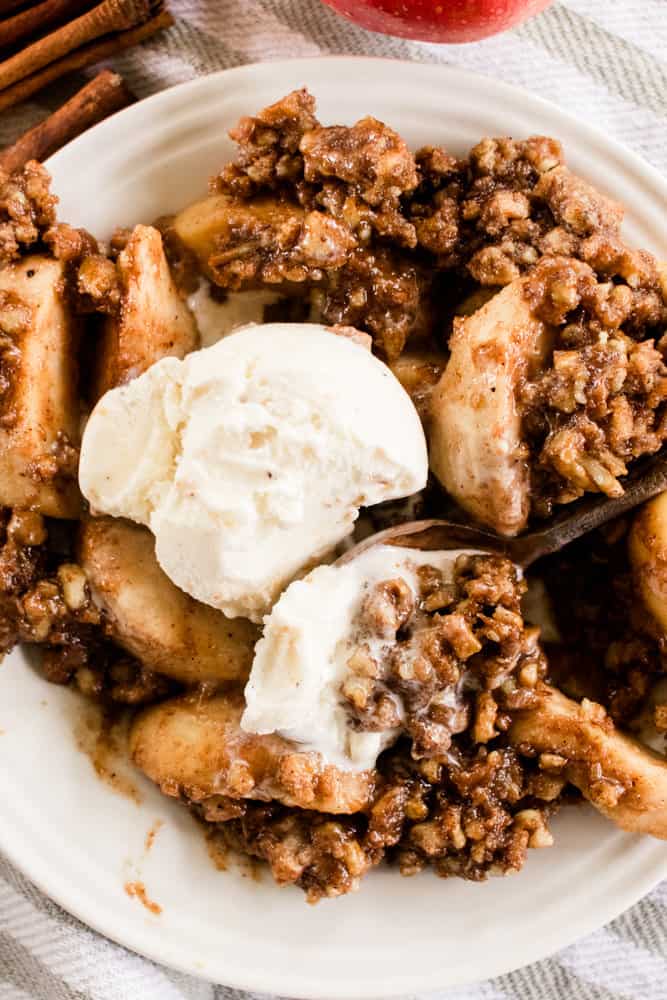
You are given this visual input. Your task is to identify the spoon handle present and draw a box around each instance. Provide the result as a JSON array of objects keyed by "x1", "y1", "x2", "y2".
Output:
[{"x1": 512, "y1": 453, "x2": 667, "y2": 567}]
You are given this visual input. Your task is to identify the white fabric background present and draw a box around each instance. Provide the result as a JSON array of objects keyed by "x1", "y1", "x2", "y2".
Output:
[{"x1": 1, "y1": 1, "x2": 667, "y2": 997}]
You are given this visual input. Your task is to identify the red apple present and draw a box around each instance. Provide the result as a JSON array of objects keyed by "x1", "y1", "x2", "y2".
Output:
[{"x1": 320, "y1": 0, "x2": 554, "y2": 43}]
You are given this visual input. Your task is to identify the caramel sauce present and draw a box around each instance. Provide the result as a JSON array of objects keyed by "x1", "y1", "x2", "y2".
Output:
[
  {"x1": 124, "y1": 880, "x2": 162, "y2": 916},
  {"x1": 144, "y1": 818, "x2": 163, "y2": 853},
  {"x1": 204, "y1": 828, "x2": 229, "y2": 872},
  {"x1": 74, "y1": 702, "x2": 141, "y2": 804}
]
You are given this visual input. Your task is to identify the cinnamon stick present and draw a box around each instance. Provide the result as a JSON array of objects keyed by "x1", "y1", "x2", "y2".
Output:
[
  {"x1": 0, "y1": 10, "x2": 171, "y2": 112},
  {"x1": 0, "y1": 0, "x2": 154, "y2": 90},
  {"x1": 0, "y1": 0, "x2": 94, "y2": 52},
  {"x1": 0, "y1": 0, "x2": 36, "y2": 15},
  {"x1": 0, "y1": 69, "x2": 133, "y2": 172}
]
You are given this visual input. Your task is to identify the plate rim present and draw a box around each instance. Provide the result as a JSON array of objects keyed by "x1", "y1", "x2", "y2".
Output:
[
  {"x1": 45, "y1": 54, "x2": 667, "y2": 203},
  {"x1": 0, "y1": 54, "x2": 665, "y2": 998}
]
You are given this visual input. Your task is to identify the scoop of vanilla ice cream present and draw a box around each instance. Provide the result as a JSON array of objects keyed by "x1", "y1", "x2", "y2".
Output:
[
  {"x1": 79, "y1": 323, "x2": 428, "y2": 622},
  {"x1": 242, "y1": 545, "x2": 476, "y2": 770}
]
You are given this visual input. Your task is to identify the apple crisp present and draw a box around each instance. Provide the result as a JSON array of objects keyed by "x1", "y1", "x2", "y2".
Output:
[{"x1": 1, "y1": 85, "x2": 667, "y2": 902}]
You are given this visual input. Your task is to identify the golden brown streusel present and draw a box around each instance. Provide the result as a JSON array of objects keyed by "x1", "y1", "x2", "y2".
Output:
[{"x1": 343, "y1": 555, "x2": 546, "y2": 757}]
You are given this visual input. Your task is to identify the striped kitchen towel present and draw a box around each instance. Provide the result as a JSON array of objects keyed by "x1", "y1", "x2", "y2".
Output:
[{"x1": 1, "y1": 1, "x2": 667, "y2": 998}]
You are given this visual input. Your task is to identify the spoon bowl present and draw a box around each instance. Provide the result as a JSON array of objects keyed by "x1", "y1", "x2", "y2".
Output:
[{"x1": 336, "y1": 518, "x2": 504, "y2": 567}]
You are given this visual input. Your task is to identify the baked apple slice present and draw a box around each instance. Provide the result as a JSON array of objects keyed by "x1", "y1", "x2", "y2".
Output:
[
  {"x1": 78, "y1": 517, "x2": 258, "y2": 685},
  {"x1": 94, "y1": 224, "x2": 198, "y2": 398},
  {"x1": 430, "y1": 254, "x2": 667, "y2": 536},
  {"x1": 388, "y1": 346, "x2": 446, "y2": 423},
  {"x1": 429, "y1": 278, "x2": 550, "y2": 536},
  {"x1": 173, "y1": 191, "x2": 356, "y2": 290},
  {"x1": 130, "y1": 689, "x2": 375, "y2": 814},
  {"x1": 510, "y1": 683, "x2": 667, "y2": 838},
  {"x1": 0, "y1": 255, "x2": 81, "y2": 518}
]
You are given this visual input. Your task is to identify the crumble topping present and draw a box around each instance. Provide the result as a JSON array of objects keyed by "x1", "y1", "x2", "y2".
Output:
[
  {"x1": 520, "y1": 256, "x2": 667, "y2": 515},
  {"x1": 0, "y1": 93, "x2": 666, "y2": 903},
  {"x1": 343, "y1": 554, "x2": 545, "y2": 757}
]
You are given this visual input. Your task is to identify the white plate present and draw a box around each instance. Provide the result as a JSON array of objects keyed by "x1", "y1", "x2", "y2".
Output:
[{"x1": 1, "y1": 58, "x2": 667, "y2": 998}]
